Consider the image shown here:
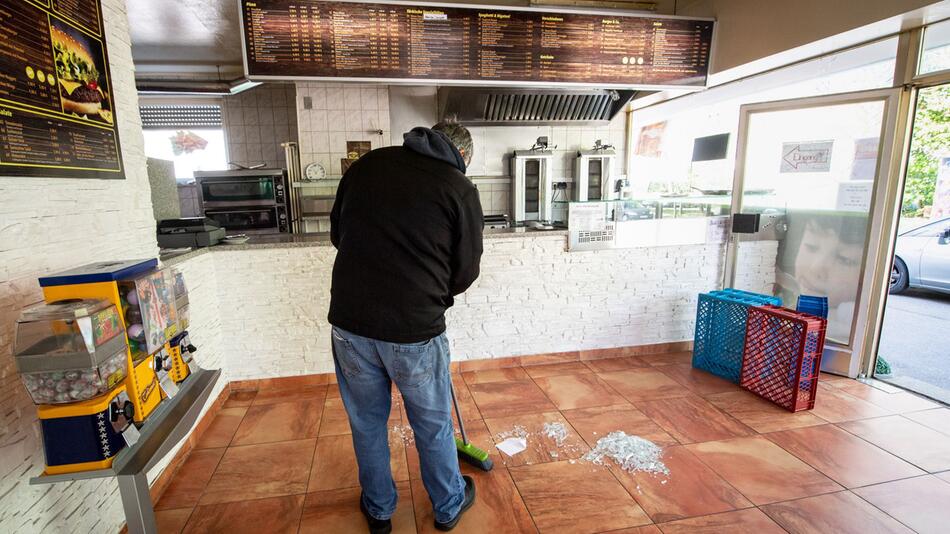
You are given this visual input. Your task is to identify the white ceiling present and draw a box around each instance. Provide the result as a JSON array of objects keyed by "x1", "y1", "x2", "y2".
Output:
[{"x1": 127, "y1": 0, "x2": 244, "y2": 78}]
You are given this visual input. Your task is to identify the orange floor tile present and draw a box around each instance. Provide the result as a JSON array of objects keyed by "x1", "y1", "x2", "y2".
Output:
[{"x1": 155, "y1": 354, "x2": 950, "y2": 533}]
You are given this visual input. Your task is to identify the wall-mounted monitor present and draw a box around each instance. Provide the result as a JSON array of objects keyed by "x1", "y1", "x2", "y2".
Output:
[
  {"x1": 691, "y1": 133, "x2": 729, "y2": 162},
  {"x1": 240, "y1": 0, "x2": 714, "y2": 89}
]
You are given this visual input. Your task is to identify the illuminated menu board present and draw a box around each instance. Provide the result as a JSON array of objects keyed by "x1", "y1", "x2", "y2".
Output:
[
  {"x1": 0, "y1": 0, "x2": 122, "y2": 179},
  {"x1": 241, "y1": 0, "x2": 714, "y2": 87}
]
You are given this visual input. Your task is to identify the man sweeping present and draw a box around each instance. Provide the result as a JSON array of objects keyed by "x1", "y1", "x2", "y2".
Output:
[{"x1": 328, "y1": 120, "x2": 484, "y2": 533}]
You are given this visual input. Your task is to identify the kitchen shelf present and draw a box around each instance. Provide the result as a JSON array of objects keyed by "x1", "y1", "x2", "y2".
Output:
[{"x1": 293, "y1": 179, "x2": 341, "y2": 187}]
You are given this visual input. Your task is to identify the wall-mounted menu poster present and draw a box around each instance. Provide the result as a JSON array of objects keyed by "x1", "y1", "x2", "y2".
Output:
[
  {"x1": 0, "y1": 0, "x2": 123, "y2": 179},
  {"x1": 241, "y1": 0, "x2": 714, "y2": 88}
]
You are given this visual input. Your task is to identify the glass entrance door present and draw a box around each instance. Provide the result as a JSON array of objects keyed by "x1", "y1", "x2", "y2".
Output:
[
  {"x1": 726, "y1": 89, "x2": 901, "y2": 376},
  {"x1": 875, "y1": 82, "x2": 950, "y2": 401}
]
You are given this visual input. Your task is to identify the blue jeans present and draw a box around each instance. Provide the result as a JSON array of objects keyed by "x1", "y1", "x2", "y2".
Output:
[{"x1": 331, "y1": 326, "x2": 465, "y2": 523}]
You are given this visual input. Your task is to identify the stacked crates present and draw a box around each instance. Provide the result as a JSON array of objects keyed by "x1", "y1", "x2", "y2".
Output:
[
  {"x1": 740, "y1": 305, "x2": 827, "y2": 412},
  {"x1": 692, "y1": 289, "x2": 781, "y2": 383}
]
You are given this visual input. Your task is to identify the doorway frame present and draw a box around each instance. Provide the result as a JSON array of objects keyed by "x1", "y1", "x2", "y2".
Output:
[
  {"x1": 724, "y1": 87, "x2": 903, "y2": 377},
  {"x1": 861, "y1": 27, "x2": 950, "y2": 378}
]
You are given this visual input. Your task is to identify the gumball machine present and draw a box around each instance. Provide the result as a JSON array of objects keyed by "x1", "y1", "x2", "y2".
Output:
[
  {"x1": 39, "y1": 259, "x2": 175, "y2": 423},
  {"x1": 165, "y1": 332, "x2": 198, "y2": 384},
  {"x1": 165, "y1": 269, "x2": 197, "y2": 384},
  {"x1": 14, "y1": 299, "x2": 136, "y2": 474},
  {"x1": 117, "y1": 269, "x2": 178, "y2": 361}
]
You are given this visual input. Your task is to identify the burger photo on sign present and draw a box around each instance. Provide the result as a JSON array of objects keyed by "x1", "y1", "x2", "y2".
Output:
[{"x1": 50, "y1": 22, "x2": 113, "y2": 124}]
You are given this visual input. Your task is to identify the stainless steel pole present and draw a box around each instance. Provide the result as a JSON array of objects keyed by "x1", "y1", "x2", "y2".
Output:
[
  {"x1": 117, "y1": 472, "x2": 156, "y2": 534},
  {"x1": 282, "y1": 142, "x2": 302, "y2": 233}
]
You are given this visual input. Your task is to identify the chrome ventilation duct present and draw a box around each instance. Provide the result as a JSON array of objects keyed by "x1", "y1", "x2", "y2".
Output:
[{"x1": 438, "y1": 87, "x2": 639, "y2": 126}]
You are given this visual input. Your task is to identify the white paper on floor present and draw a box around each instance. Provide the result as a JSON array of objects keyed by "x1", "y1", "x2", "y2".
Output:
[
  {"x1": 496, "y1": 437, "x2": 528, "y2": 456},
  {"x1": 583, "y1": 431, "x2": 669, "y2": 476}
]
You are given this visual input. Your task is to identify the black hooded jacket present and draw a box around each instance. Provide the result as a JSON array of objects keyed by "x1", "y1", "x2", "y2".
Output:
[{"x1": 327, "y1": 128, "x2": 484, "y2": 343}]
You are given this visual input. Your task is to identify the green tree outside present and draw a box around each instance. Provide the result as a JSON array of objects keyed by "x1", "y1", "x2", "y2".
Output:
[{"x1": 903, "y1": 84, "x2": 950, "y2": 217}]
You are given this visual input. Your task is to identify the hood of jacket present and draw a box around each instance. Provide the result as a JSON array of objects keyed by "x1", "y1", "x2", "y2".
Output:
[{"x1": 402, "y1": 127, "x2": 466, "y2": 173}]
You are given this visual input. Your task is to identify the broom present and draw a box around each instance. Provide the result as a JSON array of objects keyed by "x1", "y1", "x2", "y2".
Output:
[{"x1": 450, "y1": 381, "x2": 493, "y2": 471}]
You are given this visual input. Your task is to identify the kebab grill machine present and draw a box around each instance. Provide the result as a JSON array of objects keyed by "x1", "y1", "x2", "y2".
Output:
[
  {"x1": 511, "y1": 137, "x2": 555, "y2": 224},
  {"x1": 14, "y1": 299, "x2": 136, "y2": 475},
  {"x1": 575, "y1": 140, "x2": 618, "y2": 202},
  {"x1": 38, "y1": 259, "x2": 180, "y2": 424}
]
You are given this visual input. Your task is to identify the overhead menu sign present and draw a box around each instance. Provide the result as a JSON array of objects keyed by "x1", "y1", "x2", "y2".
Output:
[
  {"x1": 240, "y1": 0, "x2": 714, "y2": 88},
  {"x1": 0, "y1": 0, "x2": 122, "y2": 179}
]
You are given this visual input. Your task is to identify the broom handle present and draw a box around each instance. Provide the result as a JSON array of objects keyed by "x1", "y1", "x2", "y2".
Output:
[{"x1": 449, "y1": 379, "x2": 469, "y2": 446}]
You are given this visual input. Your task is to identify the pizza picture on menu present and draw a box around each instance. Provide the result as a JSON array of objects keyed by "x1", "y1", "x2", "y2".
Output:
[{"x1": 50, "y1": 20, "x2": 113, "y2": 124}]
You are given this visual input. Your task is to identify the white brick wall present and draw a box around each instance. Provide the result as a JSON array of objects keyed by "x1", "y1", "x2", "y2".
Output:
[
  {"x1": 0, "y1": 2, "x2": 224, "y2": 531},
  {"x1": 187, "y1": 236, "x2": 777, "y2": 381},
  {"x1": 449, "y1": 236, "x2": 726, "y2": 358},
  {"x1": 734, "y1": 241, "x2": 779, "y2": 295},
  {"x1": 0, "y1": 1, "x2": 151, "y2": 531},
  {"x1": 213, "y1": 247, "x2": 337, "y2": 379}
]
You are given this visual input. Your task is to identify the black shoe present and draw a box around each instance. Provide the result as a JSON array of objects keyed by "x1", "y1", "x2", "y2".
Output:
[
  {"x1": 359, "y1": 493, "x2": 392, "y2": 534},
  {"x1": 434, "y1": 476, "x2": 476, "y2": 532}
]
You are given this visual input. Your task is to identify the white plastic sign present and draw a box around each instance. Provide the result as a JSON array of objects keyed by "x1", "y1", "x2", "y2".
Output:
[
  {"x1": 122, "y1": 424, "x2": 141, "y2": 447},
  {"x1": 780, "y1": 141, "x2": 833, "y2": 173}
]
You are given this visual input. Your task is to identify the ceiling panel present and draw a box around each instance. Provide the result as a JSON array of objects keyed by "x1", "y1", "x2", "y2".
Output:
[{"x1": 127, "y1": 0, "x2": 243, "y2": 69}]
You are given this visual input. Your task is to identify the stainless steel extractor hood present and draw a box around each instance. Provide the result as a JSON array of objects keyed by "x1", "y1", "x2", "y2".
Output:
[{"x1": 438, "y1": 87, "x2": 639, "y2": 126}]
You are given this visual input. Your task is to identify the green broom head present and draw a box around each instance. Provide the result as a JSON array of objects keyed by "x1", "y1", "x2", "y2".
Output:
[{"x1": 455, "y1": 437, "x2": 493, "y2": 471}]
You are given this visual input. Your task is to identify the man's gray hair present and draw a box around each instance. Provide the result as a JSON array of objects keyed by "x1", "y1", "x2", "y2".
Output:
[{"x1": 433, "y1": 119, "x2": 473, "y2": 166}]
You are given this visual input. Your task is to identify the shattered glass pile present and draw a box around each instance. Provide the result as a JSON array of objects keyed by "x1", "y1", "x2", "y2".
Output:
[
  {"x1": 583, "y1": 431, "x2": 670, "y2": 475},
  {"x1": 542, "y1": 421, "x2": 569, "y2": 447}
]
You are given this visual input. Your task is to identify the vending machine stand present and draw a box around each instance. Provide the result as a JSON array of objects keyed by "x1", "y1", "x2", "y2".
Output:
[{"x1": 29, "y1": 367, "x2": 221, "y2": 534}]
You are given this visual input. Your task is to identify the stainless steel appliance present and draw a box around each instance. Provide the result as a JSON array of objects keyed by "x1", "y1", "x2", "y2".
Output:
[
  {"x1": 511, "y1": 138, "x2": 554, "y2": 224},
  {"x1": 201, "y1": 206, "x2": 288, "y2": 234},
  {"x1": 483, "y1": 214, "x2": 509, "y2": 229},
  {"x1": 195, "y1": 169, "x2": 292, "y2": 234},
  {"x1": 575, "y1": 141, "x2": 617, "y2": 202},
  {"x1": 439, "y1": 87, "x2": 636, "y2": 127}
]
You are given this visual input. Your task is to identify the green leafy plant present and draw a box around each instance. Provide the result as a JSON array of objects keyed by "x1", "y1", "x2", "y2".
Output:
[{"x1": 903, "y1": 85, "x2": 950, "y2": 217}]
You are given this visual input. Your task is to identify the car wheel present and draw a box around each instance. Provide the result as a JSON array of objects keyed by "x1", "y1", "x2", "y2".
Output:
[{"x1": 890, "y1": 257, "x2": 909, "y2": 294}]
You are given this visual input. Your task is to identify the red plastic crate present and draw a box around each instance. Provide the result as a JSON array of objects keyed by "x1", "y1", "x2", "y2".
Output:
[{"x1": 740, "y1": 305, "x2": 827, "y2": 412}]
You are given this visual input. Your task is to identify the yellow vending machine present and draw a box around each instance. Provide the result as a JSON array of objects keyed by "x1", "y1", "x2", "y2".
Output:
[{"x1": 39, "y1": 259, "x2": 177, "y2": 423}]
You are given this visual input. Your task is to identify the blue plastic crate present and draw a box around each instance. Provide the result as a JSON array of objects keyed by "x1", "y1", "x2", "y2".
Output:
[
  {"x1": 796, "y1": 295, "x2": 829, "y2": 319},
  {"x1": 717, "y1": 288, "x2": 773, "y2": 300},
  {"x1": 693, "y1": 289, "x2": 781, "y2": 383}
]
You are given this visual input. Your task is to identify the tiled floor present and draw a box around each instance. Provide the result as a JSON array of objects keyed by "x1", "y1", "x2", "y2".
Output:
[{"x1": 155, "y1": 352, "x2": 950, "y2": 533}]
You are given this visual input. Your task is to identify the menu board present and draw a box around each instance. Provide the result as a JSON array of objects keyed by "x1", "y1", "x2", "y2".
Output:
[
  {"x1": 241, "y1": 0, "x2": 714, "y2": 87},
  {"x1": 0, "y1": 0, "x2": 122, "y2": 179}
]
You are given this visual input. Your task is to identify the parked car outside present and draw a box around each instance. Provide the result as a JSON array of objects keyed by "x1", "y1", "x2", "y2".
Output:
[
  {"x1": 619, "y1": 200, "x2": 655, "y2": 221},
  {"x1": 891, "y1": 217, "x2": 950, "y2": 294}
]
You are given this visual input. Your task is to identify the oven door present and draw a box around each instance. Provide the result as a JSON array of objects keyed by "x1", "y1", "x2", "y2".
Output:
[
  {"x1": 199, "y1": 177, "x2": 279, "y2": 208},
  {"x1": 204, "y1": 207, "x2": 288, "y2": 234}
]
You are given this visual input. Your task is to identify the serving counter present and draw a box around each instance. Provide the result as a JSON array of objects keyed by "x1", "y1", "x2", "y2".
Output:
[{"x1": 161, "y1": 230, "x2": 778, "y2": 382}]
